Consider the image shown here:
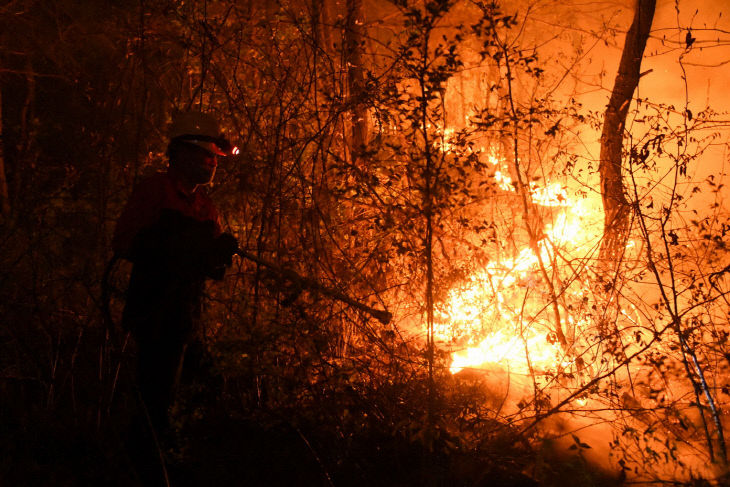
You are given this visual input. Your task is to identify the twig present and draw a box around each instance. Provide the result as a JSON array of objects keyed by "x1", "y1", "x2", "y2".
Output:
[{"x1": 291, "y1": 423, "x2": 336, "y2": 487}]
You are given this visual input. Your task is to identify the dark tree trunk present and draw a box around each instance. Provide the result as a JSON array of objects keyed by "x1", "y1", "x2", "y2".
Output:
[
  {"x1": 599, "y1": 0, "x2": 655, "y2": 264},
  {"x1": 344, "y1": 0, "x2": 368, "y2": 154}
]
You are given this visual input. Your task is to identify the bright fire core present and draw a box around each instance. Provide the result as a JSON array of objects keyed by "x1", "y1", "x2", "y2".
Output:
[{"x1": 434, "y1": 153, "x2": 604, "y2": 375}]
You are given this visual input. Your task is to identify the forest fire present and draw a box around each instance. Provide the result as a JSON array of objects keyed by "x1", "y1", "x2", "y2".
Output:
[
  {"x1": 435, "y1": 150, "x2": 604, "y2": 375},
  {"x1": 2, "y1": 0, "x2": 729, "y2": 485}
]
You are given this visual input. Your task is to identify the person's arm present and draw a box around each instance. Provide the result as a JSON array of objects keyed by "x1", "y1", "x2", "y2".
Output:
[{"x1": 154, "y1": 208, "x2": 236, "y2": 280}]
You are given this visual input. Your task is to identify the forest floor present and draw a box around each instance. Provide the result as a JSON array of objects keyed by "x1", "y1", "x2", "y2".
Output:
[{"x1": 0, "y1": 364, "x2": 628, "y2": 487}]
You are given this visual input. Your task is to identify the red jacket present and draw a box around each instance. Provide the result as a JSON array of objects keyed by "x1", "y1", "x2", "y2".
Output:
[{"x1": 113, "y1": 171, "x2": 221, "y2": 258}]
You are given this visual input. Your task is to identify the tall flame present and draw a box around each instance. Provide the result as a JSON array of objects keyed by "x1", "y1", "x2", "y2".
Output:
[{"x1": 435, "y1": 149, "x2": 603, "y2": 374}]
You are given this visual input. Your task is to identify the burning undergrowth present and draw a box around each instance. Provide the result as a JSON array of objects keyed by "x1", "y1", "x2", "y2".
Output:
[{"x1": 423, "y1": 143, "x2": 730, "y2": 483}]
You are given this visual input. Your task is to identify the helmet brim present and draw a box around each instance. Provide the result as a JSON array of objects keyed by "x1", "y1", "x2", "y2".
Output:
[
  {"x1": 182, "y1": 139, "x2": 228, "y2": 156},
  {"x1": 173, "y1": 135, "x2": 232, "y2": 156}
]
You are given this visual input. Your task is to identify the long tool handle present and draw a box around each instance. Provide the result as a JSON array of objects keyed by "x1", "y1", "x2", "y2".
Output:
[{"x1": 235, "y1": 249, "x2": 392, "y2": 325}]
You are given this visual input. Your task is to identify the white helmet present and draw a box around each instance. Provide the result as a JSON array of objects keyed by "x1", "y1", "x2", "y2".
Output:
[{"x1": 168, "y1": 111, "x2": 233, "y2": 156}]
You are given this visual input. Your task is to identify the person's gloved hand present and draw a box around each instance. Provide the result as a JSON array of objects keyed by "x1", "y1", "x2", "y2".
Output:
[
  {"x1": 205, "y1": 232, "x2": 238, "y2": 280},
  {"x1": 213, "y1": 233, "x2": 239, "y2": 267}
]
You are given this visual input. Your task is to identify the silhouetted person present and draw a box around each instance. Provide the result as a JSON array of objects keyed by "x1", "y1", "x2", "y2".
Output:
[{"x1": 113, "y1": 112, "x2": 238, "y2": 484}]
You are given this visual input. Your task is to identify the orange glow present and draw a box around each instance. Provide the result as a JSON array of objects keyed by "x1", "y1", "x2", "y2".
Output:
[{"x1": 434, "y1": 148, "x2": 605, "y2": 375}]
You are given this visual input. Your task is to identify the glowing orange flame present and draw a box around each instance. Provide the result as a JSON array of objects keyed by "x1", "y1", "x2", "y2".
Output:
[{"x1": 435, "y1": 149, "x2": 604, "y2": 374}]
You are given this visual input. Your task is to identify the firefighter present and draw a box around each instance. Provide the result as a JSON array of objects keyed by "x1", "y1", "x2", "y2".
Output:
[{"x1": 113, "y1": 111, "x2": 238, "y2": 435}]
